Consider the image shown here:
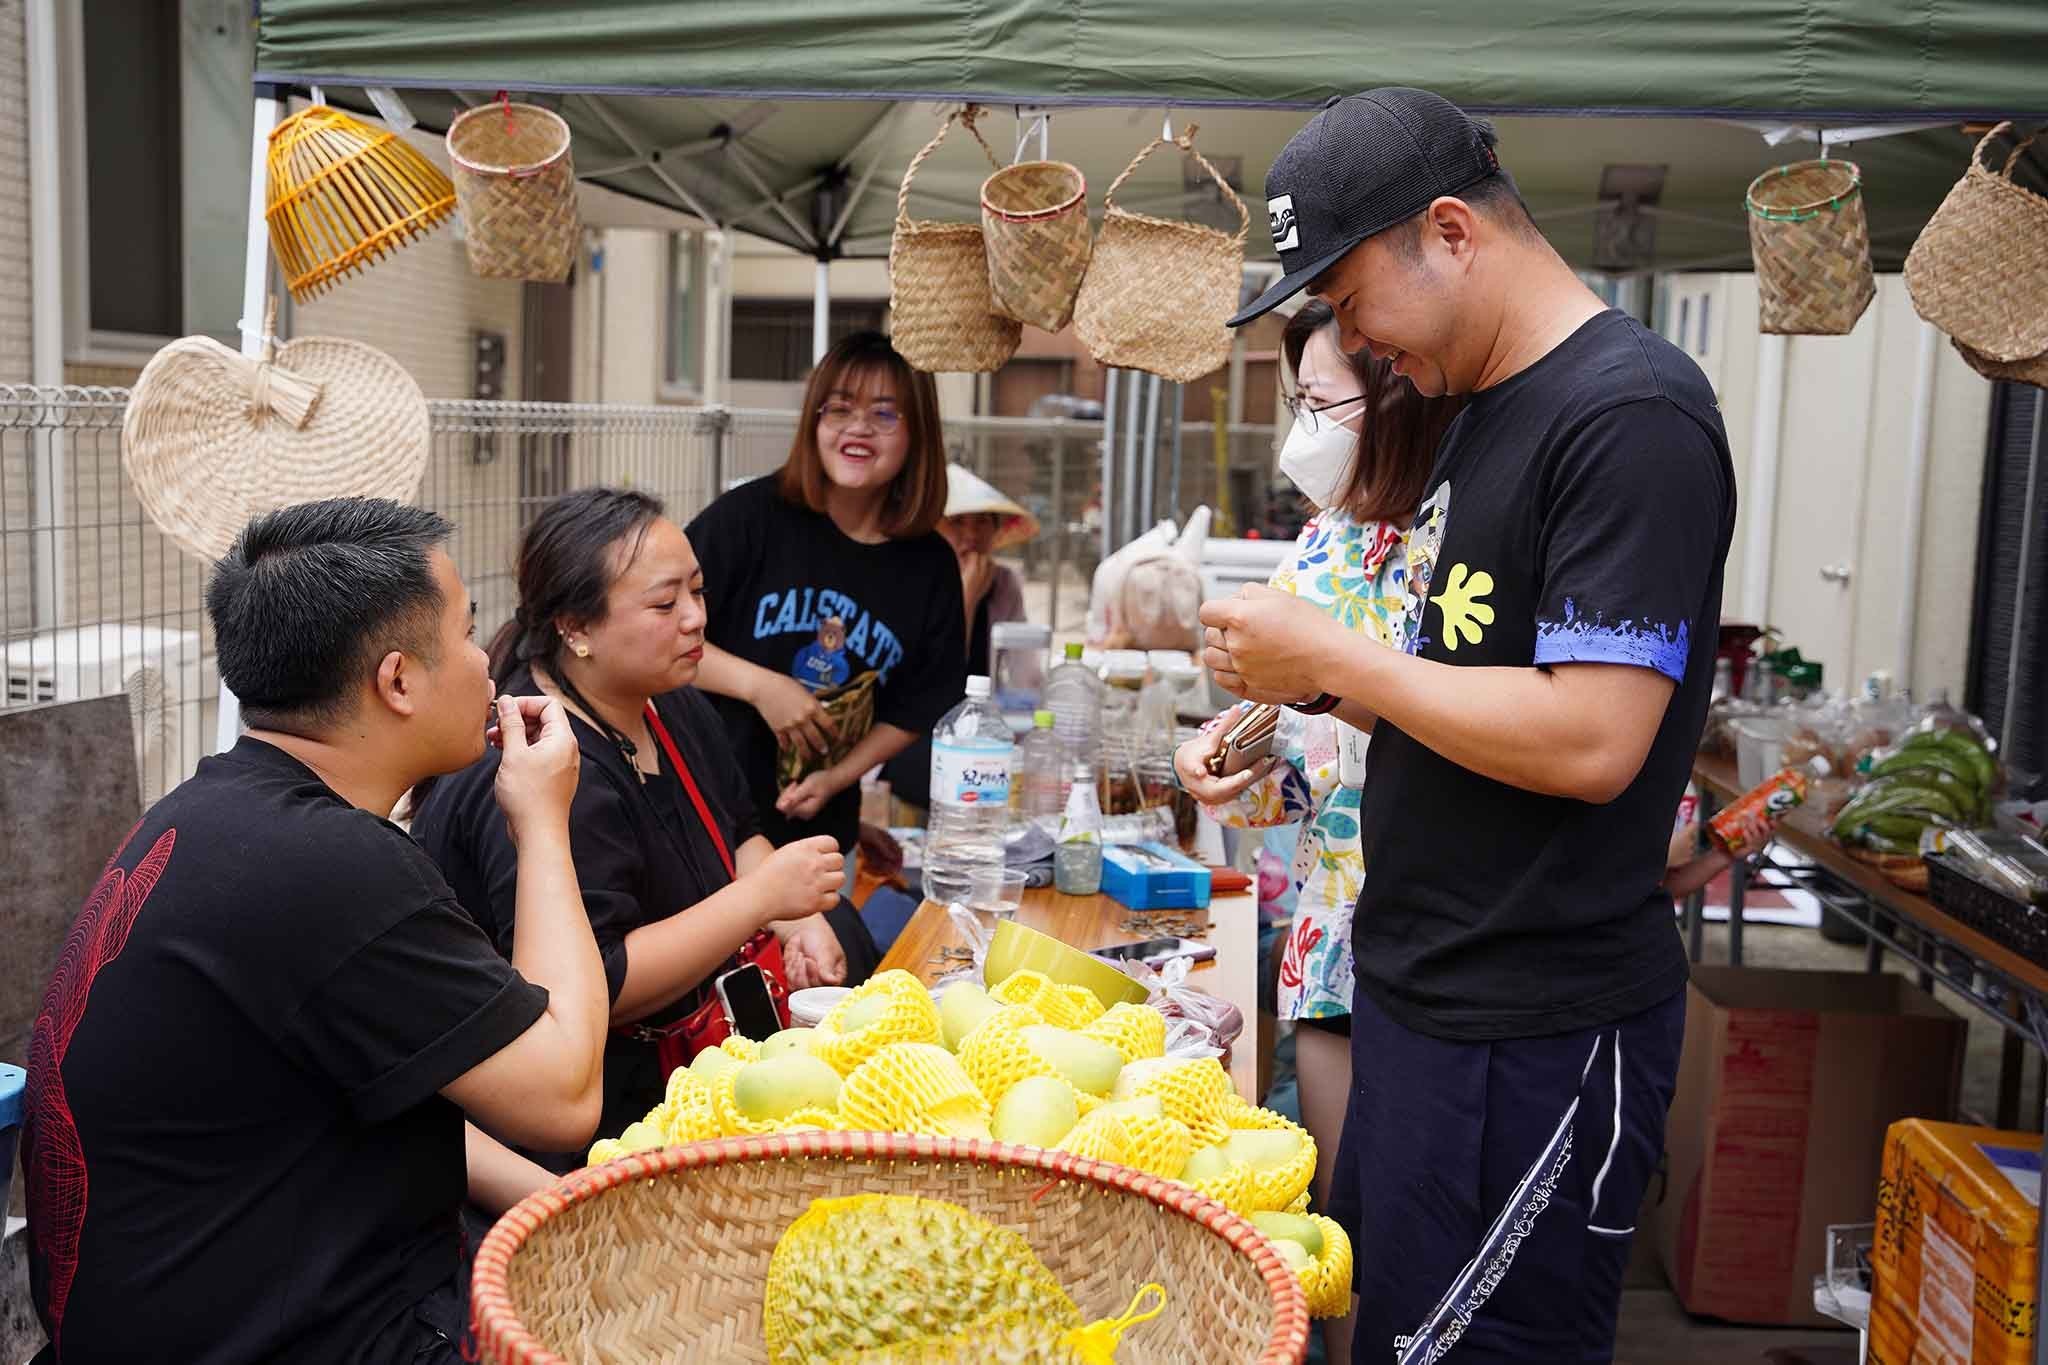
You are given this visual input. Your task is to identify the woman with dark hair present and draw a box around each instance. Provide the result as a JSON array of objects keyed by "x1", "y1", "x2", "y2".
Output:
[
  {"x1": 688, "y1": 330, "x2": 968, "y2": 852},
  {"x1": 1174, "y1": 299, "x2": 1463, "y2": 1360},
  {"x1": 410, "y1": 488, "x2": 860, "y2": 1173}
]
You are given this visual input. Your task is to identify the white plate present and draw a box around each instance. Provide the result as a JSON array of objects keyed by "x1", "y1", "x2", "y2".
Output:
[{"x1": 788, "y1": 985, "x2": 851, "y2": 1027}]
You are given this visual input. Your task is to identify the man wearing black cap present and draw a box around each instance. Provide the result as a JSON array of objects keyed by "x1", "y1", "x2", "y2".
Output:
[{"x1": 1204, "y1": 89, "x2": 1735, "y2": 1361}]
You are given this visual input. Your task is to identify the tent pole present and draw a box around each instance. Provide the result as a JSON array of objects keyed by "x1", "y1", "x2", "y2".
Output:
[
  {"x1": 2000, "y1": 395, "x2": 2044, "y2": 760},
  {"x1": 1894, "y1": 321, "x2": 1938, "y2": 690},
  {"x1": 1100, "y1": 369, "x2": 1119, "y2": 562},
  {"x1": 1141, "y1": 371, "x2": 1162, "y2": 530},
  {"x1": 812, "y1": 259, "x2": 831, "y2": 364},
  {"x1": 1121, "y1": 371, "x2": 1142, "y2": 544},
  {"x1": 217, "y1": 87, "x2": 284, "y2": 755},
  {"x1": 25, "y1": 0, "x2": 64, "y2": 633},
  {"x1": 1741, "y1": 333, "x2": 1787, "y2": 624}
]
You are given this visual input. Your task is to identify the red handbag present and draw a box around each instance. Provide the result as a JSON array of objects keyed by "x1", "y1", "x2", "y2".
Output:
[{"x1": 615, "y1": 703, "x2": 791, "y2": 1076}]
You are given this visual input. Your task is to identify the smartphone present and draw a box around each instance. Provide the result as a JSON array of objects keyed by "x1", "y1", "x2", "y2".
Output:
[
  {"x1": 1088, "y1": 936, "x2": 1217, "y2": 967},
  {"x1": 714, "y1": 963, "x2": 784, "y2": 1042}
]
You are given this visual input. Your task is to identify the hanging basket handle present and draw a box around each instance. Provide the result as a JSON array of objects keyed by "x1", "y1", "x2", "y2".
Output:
[
  {"x1": 1975, "y1": 120, "x2": 2045, "y2": 179},
  {"x1": 896, "y1": 104, "x2": 1001, "y2": 225},
  {"x1": 243, "y1": 293, "x2": 321, "y2": 430},
  {"x1": 1101, "y1": 124, "x2": 1250, "y2": 246}
]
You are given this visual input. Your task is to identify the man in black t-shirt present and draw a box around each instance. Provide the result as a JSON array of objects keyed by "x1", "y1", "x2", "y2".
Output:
[
  {"x1": 1207, "y1": 90, "x2": 1735, "y2": 1362},
  {"x1": 21, "y1": 499, "x2": 611, "y2": 1363}
]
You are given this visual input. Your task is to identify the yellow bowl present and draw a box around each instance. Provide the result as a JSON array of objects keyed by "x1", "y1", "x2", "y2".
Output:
[{"x1": 986, "y1": 918, "x2": 1150, "y2": 1010}]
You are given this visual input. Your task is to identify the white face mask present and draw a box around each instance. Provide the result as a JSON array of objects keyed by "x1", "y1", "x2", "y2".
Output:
[{"x1": 1278, "y1": 412, "x2": 1357, "y2": 510}]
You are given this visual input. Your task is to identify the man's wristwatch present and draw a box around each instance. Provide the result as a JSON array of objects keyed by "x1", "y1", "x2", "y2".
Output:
[{"x1": 1287, "y1": 692, "x2": 1341, "y2": 716}]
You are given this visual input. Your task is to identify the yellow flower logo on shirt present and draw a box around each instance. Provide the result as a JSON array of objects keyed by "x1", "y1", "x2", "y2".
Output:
[{"x1": 1432, "y1": 563, "x2": 1495, "y2": 651}]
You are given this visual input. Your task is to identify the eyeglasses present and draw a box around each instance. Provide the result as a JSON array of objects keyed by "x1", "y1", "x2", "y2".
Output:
[
  {"x1": 1283, "y1": 391, "x2": 1367, "y2": 434},
  {"x1": 817, "y1": 400, "x2": 902, "y2": 433}
]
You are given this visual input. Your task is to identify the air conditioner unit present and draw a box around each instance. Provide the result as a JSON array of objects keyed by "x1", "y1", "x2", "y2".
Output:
[{"x1": 3, "y1": 624, "x2": 205, "y2": 802}]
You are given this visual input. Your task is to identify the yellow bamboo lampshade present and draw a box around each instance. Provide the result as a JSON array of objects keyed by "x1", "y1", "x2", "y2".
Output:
[{"x1": 265, "y1": 105, "x2": 456, "y2": 303}]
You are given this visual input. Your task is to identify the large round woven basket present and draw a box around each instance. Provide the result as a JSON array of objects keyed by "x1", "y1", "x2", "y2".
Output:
[
  {"x1": 982, "y1": 160, "x2": 1092, "y2": 332},
  {"x1": 471, "y1": 1132, "x2": 1310, "y2": 1364},
  {"x1": 265, "y1": 105, "x2": 456, "y2": 303},
  {"x1": 1744, "y1": 158, "x2": 1875, "y2": 336},
  {"x1": 1073, "y1": 128, "x2": 1248, "y2": 382},
  {"x1": 1905, "y1": 123, "x2": 2048, "y2": 372},
  {"x1": 448, "y1": 101, "x2": 579, "y2": 283},
  {"x1": 889, "y1": 107, "x2": 1023, "y2": 374}
]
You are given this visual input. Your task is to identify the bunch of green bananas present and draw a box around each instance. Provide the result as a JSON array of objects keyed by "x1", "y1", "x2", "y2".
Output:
[{"x1": 1833, "y1": 727, "x2": 1999, "y2": 855}]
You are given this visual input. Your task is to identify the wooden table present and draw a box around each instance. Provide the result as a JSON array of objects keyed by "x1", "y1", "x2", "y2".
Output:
[{"x1": 877, "y1": 885, "x2": 1263, "y2": 1104}]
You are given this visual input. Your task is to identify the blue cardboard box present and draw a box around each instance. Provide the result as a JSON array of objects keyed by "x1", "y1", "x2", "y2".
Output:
[{"x1": 1101, "y1": 842, "x2": 1212, "y2": 910}]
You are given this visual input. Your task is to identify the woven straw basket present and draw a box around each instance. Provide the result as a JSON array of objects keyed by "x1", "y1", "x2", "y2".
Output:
[
  {"x1": 121, "y1": 301, "x2": 430, "y2": 563},
  {"x1": 471, "y1": 1133, "x2": 1310, "y2": 1364},
  {"x1": 1074, "y1": 127, "x2": 1249, "y2": 381},
  {"x1": 448, "y1": 101, "x2": 579, "y2": 283},
  {"x1": 1745, "y1": 159, "x2": 1875, "y2": 335},
  {"x1": 982, "y1": 160, "x2": 1092, "y2": 332},
  {"x1": 265, "y1": 105, "x2": 455, "y2": 303},
  {"x1": 890, "y1": 107, "x2": 1023, "y2": 374},
  {"x1": 1906, "y1": 122, "x2": 2048, "y2": 379}
]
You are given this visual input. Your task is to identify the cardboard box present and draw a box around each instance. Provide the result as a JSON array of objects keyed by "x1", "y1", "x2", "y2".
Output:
[
  {"x1": 1654, "y1": 966, "x2": 1967, "y2": 1326},
  {"x1": 1870, "y1": 1120, "x2": 2039, "y2": 1364}
]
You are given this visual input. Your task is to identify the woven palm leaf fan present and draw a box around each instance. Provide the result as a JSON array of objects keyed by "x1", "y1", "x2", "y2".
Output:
[
  {"x1": 266, "y1": 103, "x2": 456, "y2": 302},
  {"x1": 122, "y1": 300, "x2": 431, "y2": 563}
]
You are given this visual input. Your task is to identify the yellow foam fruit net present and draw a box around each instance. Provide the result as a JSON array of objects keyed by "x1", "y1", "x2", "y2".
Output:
[
  {"x1": 1122, "y1": 1057, "x2": 1243, "y2": 1145},
  {"x1": 719, "y1": 1034, "x2": 762, "y2": 1064},
  {"x1": 959, "y1": 1005, "x2": 1106, "y2": 1112},
  {"x1": 710, "y1": 1066, "x2": 840, "y2": 1139},
  {"x1": 1224, "y1": 1106, "x2": 1318, "y2": 1213},
  {"x1": 660, "y1": 1070, "x2": 723, "y2": 1144},
  {"x1": 814, "y1": 970, "x2": 944, "y2": 1075},
  {"x1": 1183, "y1": 1159, "x2": 1256, "y2": 1216},
  {"x1": 1299, "y1": 1215, "x2": 1354, "y2": 1320},
  {"x1": 991, "y1": 969, "x2": 1108, "y2": 1030},
  {"x1": 826, "y1": 1287, "x2": 1167, "y2": 1364},
  {"x1": 838, "y1": 1042, "x2": 994, "y2": 1139},
  {"x1": 764, "y1": 1194, "x2": 1080, "y2": 1363},
  {"x1": 1058, "y1": 1110, "x2": 1194, "y2": 1181},
  {"x1": 1081, "y1": 1002, "x2": 1167, "y2": 1063}
]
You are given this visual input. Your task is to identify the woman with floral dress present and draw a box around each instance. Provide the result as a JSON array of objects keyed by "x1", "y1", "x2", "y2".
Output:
[{"x1": 1175, "y1": 300, "x2": 1462, "y2": 1355}]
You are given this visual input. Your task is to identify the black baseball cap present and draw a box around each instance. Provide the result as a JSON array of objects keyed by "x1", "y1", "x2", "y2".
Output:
[{"x1": 1230, "y1": 87, "x2": 1503, "y2": 326}]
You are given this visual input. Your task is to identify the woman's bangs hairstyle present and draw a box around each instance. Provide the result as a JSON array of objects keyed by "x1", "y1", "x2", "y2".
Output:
[{"x1": 778, "y1": 330, "x2": 948, "y2": 539}]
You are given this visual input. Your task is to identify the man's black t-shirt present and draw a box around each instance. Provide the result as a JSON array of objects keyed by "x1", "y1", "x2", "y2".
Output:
[
  {"x1": 1353, "y1": 311, "x2": 1735, "y2": 1041},
  {"x1": 686, "y1": 475, "x2": 967, "y2": 849},
  {"x1": 412, "y1": 670, "x2": 760, "y2": 1162},
  {"x1": 21, "y1": 738, "x2": 547, "y2": 1362}
]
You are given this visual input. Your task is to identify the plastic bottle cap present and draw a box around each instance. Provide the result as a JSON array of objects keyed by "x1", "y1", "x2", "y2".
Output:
[
  {"x1": 1033, "y1": 709, "x2": 1055, "y2": 728},
  {"x1": 965, "y1": 675, "x2": 991, "y2": 699},
  {"x1": 1065, "y1": 642, "x2": 1085, "y2": 660}
]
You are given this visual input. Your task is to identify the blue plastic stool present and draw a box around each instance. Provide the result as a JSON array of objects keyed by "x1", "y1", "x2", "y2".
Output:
[{"x1": 0, "y1": 1060, "x2": 23, "y2": 1218}]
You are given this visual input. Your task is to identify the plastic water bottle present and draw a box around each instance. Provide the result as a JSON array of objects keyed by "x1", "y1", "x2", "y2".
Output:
[
  {"x1": 1015, "y1": 709, "x2": 1065, "y2": 832},
  {"x1": 1055, "y1": 761, "x2": 1104, "y2": 896},
  {"x1": 924, "y1": 676, "x2": 1015, "y2": 906},
  {"x1": 1102, "y1": 807, "x2": 1176, "y2": 846},
  {"x1": 1043, "y1": 642, "x2": 1104, "y2": 797}
]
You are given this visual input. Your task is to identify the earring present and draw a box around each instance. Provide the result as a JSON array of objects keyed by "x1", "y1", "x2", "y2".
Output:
[{"x1": 572, "y1": 640, "x2": 590, "y2": 659}]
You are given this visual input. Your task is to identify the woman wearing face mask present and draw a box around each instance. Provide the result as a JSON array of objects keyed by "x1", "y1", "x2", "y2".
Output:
[
  {"x1": 1174, "y1": 300, "x2": 1462, "y2": 1357},
  {"x1": 687, "y1": 331, "x2": 968, "y2": 854},
  {"x1": 411, "y1": 488, "x2": 849, "y2": 1176}
]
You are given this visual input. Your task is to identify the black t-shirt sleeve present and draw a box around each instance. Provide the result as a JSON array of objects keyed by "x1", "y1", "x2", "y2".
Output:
[
  {"x1": 283, "y1": 900, "x2": 548, "y2": 1124},
  {"x1": 686, "y1": 481, "x2": 761, "y2": 642},
  {"x1": 1531, "y1": 399, "x2": 1731, "y2": 684},
  {"x1": 876, "y1": 539, "x2": 968, "y2": 734},
  {"x1": 560, "y1": 769, "x2": 652, "y2": 1002}
]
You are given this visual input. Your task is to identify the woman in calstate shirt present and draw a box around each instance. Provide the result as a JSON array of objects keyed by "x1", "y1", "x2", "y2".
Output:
[{"x1": 688, "y1": 330, "x2": 967, "y2": 852}]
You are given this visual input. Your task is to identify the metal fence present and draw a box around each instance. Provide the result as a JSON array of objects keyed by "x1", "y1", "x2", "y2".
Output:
[{"x1": 0, "y1": 386, "x2": 1274, "y2": 801}]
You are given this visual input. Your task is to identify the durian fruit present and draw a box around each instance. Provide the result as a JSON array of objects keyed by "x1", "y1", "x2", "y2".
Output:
[
  {"x1": 990, "y1": 970, "x2": 1106, "y2": 1030},
  {"x1": 825, "y1": 1284, "x2": 1167, "y2": 1364},
  {"x1": 837, "y1": 1042, "x2": 993, "y2": 1139},
  {"x1": 1080, "y1": 1003, "x2": 1167, "y2": 1064},
  {"x1": 763, "y1": 1194, "x2": 1079, "y2": 1364},
  {"x1": 813, "y1": 970, "x2": 944, "y2": 1075}
]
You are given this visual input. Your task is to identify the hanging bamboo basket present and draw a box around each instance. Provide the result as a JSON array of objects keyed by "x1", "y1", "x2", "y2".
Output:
[
  {"x1": 264, "y1": 105, "x2": 456, "y2": 304},
  {"x1": 447, "y1": 100, "x2": 580, "y2": 283},
  {"x1": 982, "y1": 159, "x2": 1092, "y2": 332},
  {"x1": 1905, "y1": 122, "x2": 2048, "y2": 384},
  {"x1": 889, "y1": 106, "x2": 1023, "y2": 374},
  {"x1": 1744, "y1": 158, "x2": 1875, "y2": 336},
  {"x1": 1074, "y1": 126, "x2": 1249, "y2": 381}
]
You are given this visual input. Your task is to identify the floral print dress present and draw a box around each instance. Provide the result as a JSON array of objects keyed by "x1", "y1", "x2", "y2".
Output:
[{"x1": 1200, "y1": 507, "x2": 1409, "y2": 1020}]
